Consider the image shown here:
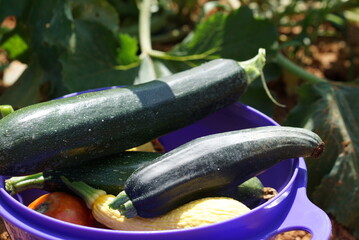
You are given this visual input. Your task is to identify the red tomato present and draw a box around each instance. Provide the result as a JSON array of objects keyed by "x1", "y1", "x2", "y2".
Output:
[{"x1": 28, "y1": 192, "x2": 94, "y2": 227}]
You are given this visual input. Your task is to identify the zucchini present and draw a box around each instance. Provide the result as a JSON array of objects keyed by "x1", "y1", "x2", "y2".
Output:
[
  {"x1": 220, "y1": 177, "x2": 267, "y2": 209},
  {"x1": 109, "y1": 126, "x2": 325, "y2": 218},
  {"x1": 5, "y1": 151, "x2": 162, "y2": 195},
  {"x1": 5, "y1": 151, "x2": 270, "y2": 209},
  {"x1": 0, "y1": 58, "x2": 248, "y2": 175}
]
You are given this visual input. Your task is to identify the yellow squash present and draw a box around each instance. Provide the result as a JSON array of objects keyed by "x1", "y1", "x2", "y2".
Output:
[
  {"x1": 62, "y1": 177, "x2": 250, "y2": 231},
  {"x1": 93, "y1": 195, "x2": 251, "y2": 231}
]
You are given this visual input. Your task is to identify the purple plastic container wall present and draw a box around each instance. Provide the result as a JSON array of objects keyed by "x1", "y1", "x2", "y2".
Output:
[{"x1": 0, "y1": 87, "x2": 331, "y2": 240}]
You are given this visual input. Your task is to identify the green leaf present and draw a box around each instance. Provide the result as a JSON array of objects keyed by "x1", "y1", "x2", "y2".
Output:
[
  {"x1": 170, "y1": 6, "x2": 278, "y2": 61},
  {"x1": 43, "y1": 1, "x2": 74, "y2": 49},
  {"x1": 60, "y1": 20, "x2": 139, "y2": 91},
  {"x1": 1, "y1": 33, "x2": 28, "y2": 59},
  {"x1": 285, "y1": 81, "x2": 359, "y2": 237},
  {"x1": 68, "y1": 0, "x2": 119, "y2": 32},
  {"x1": 0, "y1": 59, "x2": 47, "y2": 108},
  {"x1": 116, "y1": 34, "x2": 140, "y2": 65},
  {"x1": 107, "y1": 0, "x2": 138, "y2": 21},
  {"x1": 44, "y1": 0, "x2": 119, "y2": 48},
  {"x1": 134, "y1": 55, "x2": 172, "y2": 85}
]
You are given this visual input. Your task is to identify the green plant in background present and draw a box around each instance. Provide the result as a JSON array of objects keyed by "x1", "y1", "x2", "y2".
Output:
[{"x1": 0, "y1": 0, "x2": 359, "y2": 237}]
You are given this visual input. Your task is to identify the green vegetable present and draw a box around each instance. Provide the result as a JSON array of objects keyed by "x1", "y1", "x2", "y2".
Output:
[
  {"x1": 0, "y1": 58, "x2": 249, "y2": 175},
  {"x1": 220, "y1": 177, "x2": 267, "y2": 209},
  {"x1": 109, "y1": 126, "x2": 325, "y2": 218},
  {"x1": 5, "y1": 150, "x2": 272, "y2": 209},
  {"x1": 5, "y1": 151, "x2": 162, "y2": 195}
]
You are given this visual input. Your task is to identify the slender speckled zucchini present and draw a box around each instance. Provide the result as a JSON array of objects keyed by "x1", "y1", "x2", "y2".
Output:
[{"x1": 109, "y1": 126, "x2": 324, "y2": 218}]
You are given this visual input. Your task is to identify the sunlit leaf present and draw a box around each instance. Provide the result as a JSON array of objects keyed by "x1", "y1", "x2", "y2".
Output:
[
  {"x1": 116, "y1": 34, "x2": 140, "y2": 65},
  {"x1": 1, "y1": 33, "x2": 28, "y2": 59}
]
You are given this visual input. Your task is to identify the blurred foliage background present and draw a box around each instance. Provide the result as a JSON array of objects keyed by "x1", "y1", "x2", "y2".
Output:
[{"x1": 0, "y1": 0, "x2": 359, "y2": 238}]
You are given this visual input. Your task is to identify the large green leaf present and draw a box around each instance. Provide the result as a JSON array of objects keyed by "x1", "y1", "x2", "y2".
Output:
[
  {"x1": 44, "y1": 0, "x2": 119, "y2": 49},
  {"x1": 171, "y1": 6, "x2": 278, "y2": 61},
  {"x1": 0, "y1": 0, "x2": 71, "y2": 107},
  {"x1": 285, "y1": 81, "x2": 359, "y2": 237},
  {"x1": 68, "y1": 0, "x2": 119, "y2": 32},
  {"x1": 60, "y1": 20, "x2": 139, "y2": 91}
]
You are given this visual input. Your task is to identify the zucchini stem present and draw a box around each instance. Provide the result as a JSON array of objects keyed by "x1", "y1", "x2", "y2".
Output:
[
  {"x1": 108, "y1": 191, "x2": 129, "y2": 208},
  {"x1": 238, "y1": 49, "x2": 285, "y2": 107},
  {"x1": 5, "y1": 173, "x2": 45, "y2": 195},
  {"x1": 109, "y1": 191, "x2": 138, "y2": 218},
  {"x1": 61, "y1": 176, "x2": 106, "y2": 209},
  {"x1": 0, "y1": 105, "x2": 14, "y2": 119},
  {"x1": 238, "y1": 48, "x2": 266, "y2": 85},
  {"x1": 260, "y1": 70, "x2": 286, "y2": 108}
]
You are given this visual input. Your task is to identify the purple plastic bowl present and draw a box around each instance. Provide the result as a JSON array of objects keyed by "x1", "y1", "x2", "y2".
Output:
[{"x1": 0, "y1": 87, "x2": 331, "y2": 240}]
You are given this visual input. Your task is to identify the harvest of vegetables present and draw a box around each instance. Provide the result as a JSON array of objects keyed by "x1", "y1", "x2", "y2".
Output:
[
  {"x1": 5, "y1": 151, "x2": 275, "y2": 209},
  {"x1": 0, "y1": 50, "x2": 325, "y2": 233},
  {"x1": 61, "y1": 177, "x2": 251, "y2": 231}
]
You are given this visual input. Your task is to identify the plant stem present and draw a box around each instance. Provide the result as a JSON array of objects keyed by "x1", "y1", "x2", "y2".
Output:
[
  {"x1": 149, "y1": 48, "x2": 219, "y2": 61},
  {"x1": 109, "y1": 191, "x2": 137, "y2": 218},
  {"x1": 239, "y1": 49, "x2": 285, "y2": 107},
  {"x1": 61, "y1": 176, "x2": 106, "y2": 209},
  {"x1": 238, "y1": 48, "x2": 266, "y2": 84},
  {"x1": 139, "y1": 0, "x2": 153, "y2": 55},
  {"x1": 5, "y1": 173, "x2": 45, "y2": 195},
  {"x1": 275, "y1": 52, "x2": 327, "y2": 84}
]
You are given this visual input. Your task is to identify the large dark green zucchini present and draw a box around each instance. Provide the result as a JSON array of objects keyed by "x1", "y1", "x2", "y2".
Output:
[
  {"x1": 109, "y1": 126, "x2": 325, "y2": 218},
  {"x1": 0, "y1": 59, "x2": 247, "y2": 175},
  {"x1": 5, "y1": 151, "x2": 162, "y2": 195}
]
